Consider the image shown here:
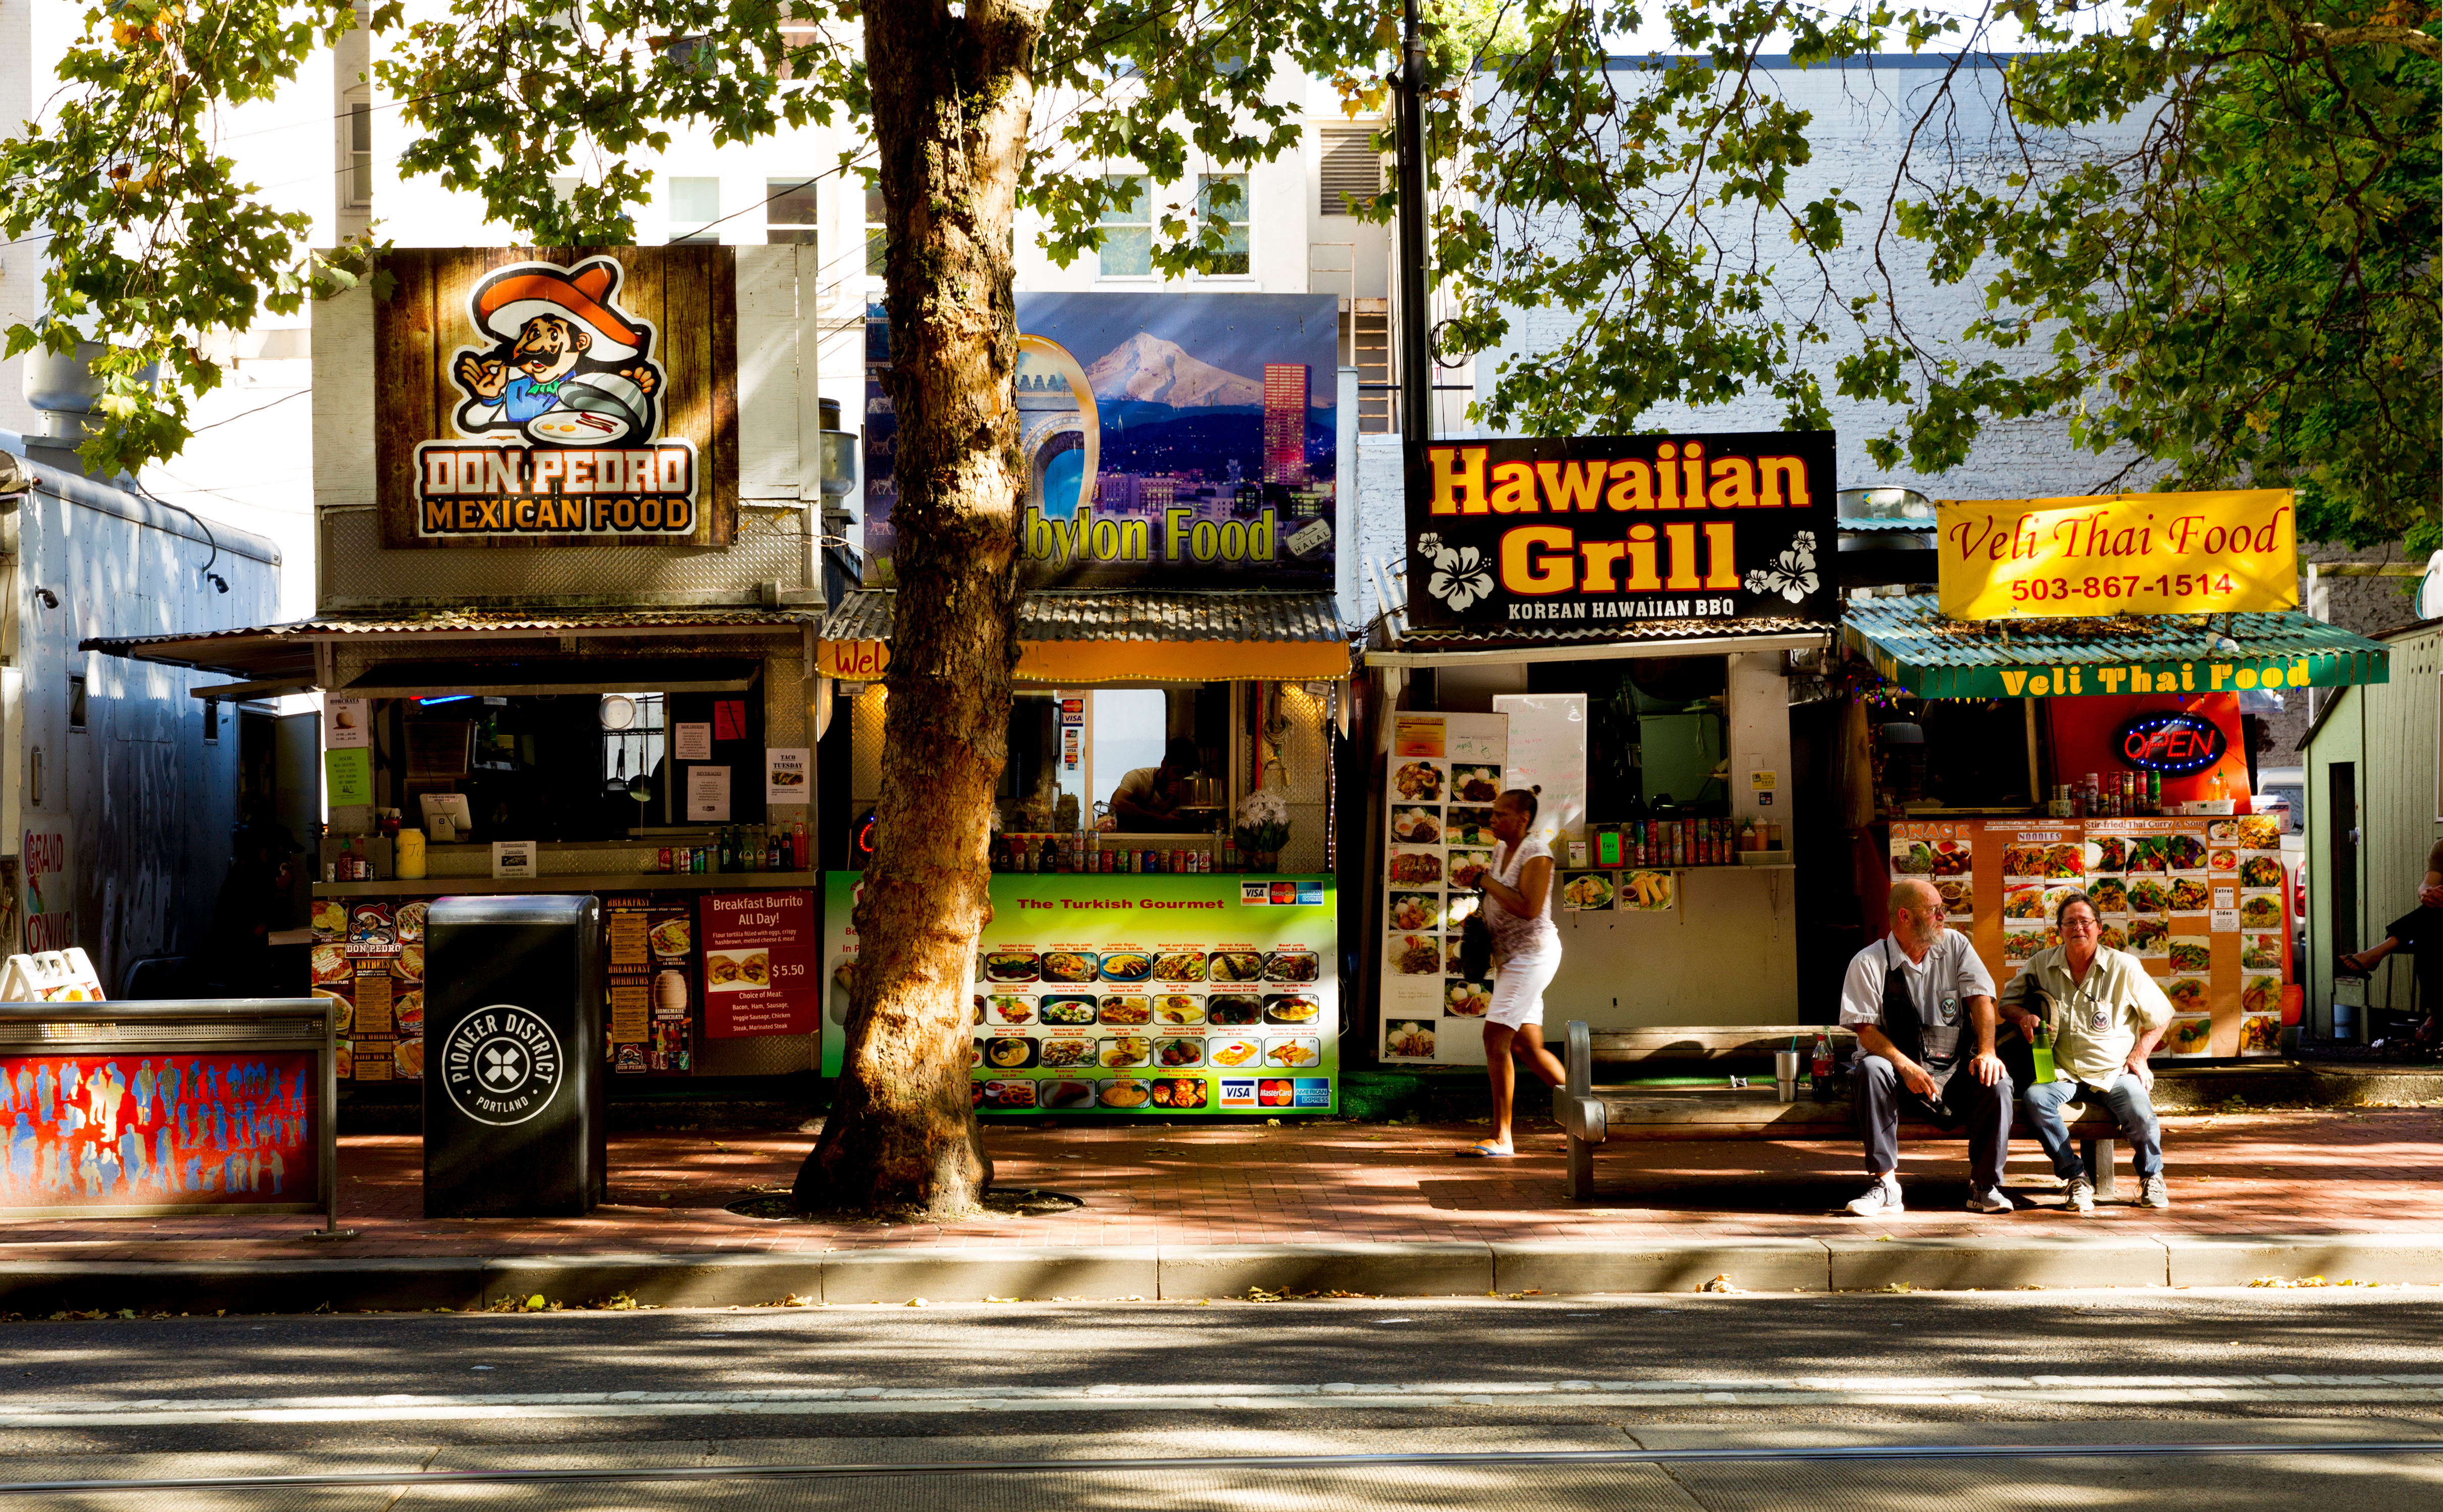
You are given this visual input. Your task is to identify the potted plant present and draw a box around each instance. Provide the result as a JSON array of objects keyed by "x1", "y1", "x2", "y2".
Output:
[{"x1": 1233, "y1": 787, "x2": 1291, "y2": 870}]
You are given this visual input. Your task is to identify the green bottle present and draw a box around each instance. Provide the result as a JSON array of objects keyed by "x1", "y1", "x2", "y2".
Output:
[{"x1": 2030, "y1": 1021, "x2": 2057, "y2": 1084}]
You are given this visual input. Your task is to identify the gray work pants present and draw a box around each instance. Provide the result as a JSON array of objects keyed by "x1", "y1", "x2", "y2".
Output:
[{"x1": 1854, "y1": 1053, "x2": 2013, "y2": 1190}]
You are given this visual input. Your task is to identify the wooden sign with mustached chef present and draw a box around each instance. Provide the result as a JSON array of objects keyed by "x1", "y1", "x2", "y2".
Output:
[{"x1": 374, "y1": 247, "x2": 740, "y2": 548}]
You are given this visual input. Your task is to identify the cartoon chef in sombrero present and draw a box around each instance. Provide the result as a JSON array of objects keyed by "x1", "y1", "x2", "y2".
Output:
[{"x1": 450, "y1": 256, "x2": 663, "y2": 445}]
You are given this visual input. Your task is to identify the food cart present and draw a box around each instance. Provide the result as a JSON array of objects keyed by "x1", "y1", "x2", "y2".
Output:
[
  {"x1": 826, "y1": 292, "x2": 1357, "y2": 1115},
  {"x1": 87, "y1": 246, "x2": 851, "y2": 1092},
  {"x1": 1840, "y1": 490, "x2": 2395, "y2": 1059},
  {"x1": 1363, "y1": 430, "x2": 1843, "y2": 1062}
]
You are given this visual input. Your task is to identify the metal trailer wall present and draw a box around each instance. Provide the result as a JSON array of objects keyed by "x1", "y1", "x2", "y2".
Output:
[
  {"x1": 6, "y1": 444, "x2": 282, "y2": 989},
  {"x1": 2305, "y1": 622, "x2": 2442, "y2": 1038}
]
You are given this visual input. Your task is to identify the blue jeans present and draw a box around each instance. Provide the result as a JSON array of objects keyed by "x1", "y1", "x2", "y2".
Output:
[{"x1": 2023, "y1": 1077, "x2": 2162, "y2": 1179}]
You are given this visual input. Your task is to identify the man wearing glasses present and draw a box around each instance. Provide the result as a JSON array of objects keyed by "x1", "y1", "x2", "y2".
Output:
[
  {"x1": 1999, "y1": 891, "x2": 2175, "y2": 1213},
  {"x1": 1837, "y1": 877, "x2": 2016, "y2": 1217}
]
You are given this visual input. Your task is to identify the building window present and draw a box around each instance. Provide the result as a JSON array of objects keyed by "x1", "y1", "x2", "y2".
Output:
[
  {"x1": 864, "y1": 185, "x2": 887, "y2": 276},
  {"x1": 766, "y1": 178, "x2": 818, "y2": 245},
  {"x1": 68, "y1": 675, "x2": 86, "y2": 732},
  {"x1": 779, "y1": 5, "x2": 820, "y2": 80},
  {"x1": 1195, "y1": 173, "x2": 1248, "y2": 276},
  {"x1": 670, "y1": 177, "x2": 721, "y2": 243},
  {"x1": 1318, "y1": 124, "x2": 1381, "y2": 215},
  {"x1": 347, "y1": 102, "x2": 373, "y2": 207},
  {"x1": 1099, "y1": 174, "x2": 1152, "y2": 277},
  {"x1": 203, "y1": 697, "x2": 220, "y2": 745}
]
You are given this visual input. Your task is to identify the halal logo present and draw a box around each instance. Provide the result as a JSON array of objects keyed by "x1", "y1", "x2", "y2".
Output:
[{"x1": 442, "y1": 1004, "x2": 564, "y2": 1127}]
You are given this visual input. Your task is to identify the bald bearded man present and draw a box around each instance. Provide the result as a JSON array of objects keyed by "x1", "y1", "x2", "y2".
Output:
[{"x1": 1837, "y1": 876, "x2": 2016, "y2": 1217}]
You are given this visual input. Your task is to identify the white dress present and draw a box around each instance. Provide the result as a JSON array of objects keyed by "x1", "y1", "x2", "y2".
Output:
[{"x1": 1484, "y1": 837, "x2": 1561, "y2": 1029}]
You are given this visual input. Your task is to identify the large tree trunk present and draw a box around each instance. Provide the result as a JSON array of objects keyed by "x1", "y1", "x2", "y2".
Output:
[{"x1": 794, "y1": 0, "x2": 1042, "y2": 1218}]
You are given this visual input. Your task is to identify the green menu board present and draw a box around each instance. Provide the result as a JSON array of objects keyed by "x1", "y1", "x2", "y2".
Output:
[{"x1": 821, "y1": 872, "x2": 1338, "y2": 1115}]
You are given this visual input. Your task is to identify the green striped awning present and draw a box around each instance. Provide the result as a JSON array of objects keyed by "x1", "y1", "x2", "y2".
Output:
[{"x1": 1843, "y1": 594, "x2": 2390, "y2": 699}]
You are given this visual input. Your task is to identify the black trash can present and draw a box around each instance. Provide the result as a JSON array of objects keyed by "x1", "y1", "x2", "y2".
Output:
[{"x1": 424, "y1": 894, "x2": 605, "y2": 1217}]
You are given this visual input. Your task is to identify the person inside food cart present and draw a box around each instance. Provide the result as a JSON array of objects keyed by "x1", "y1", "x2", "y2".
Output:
[
  {"x1": 1837, "y1": 877, "x2": 2015, "y2": 1217},
  {"x1": 2002, "y1": 891, "x2": 2176, "y2": 1213},
  {"x1": 1106, "y1": 737, "x2": 1204, "y2": 833},
  {"x1": 1461, "y1": 787, "x2": 1567, "y2": 1158}
]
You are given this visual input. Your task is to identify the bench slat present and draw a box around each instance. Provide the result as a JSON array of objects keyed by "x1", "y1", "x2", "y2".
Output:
[{"x1": 1586, "y1": 1026, "x2": 1857, "y2": 1061}]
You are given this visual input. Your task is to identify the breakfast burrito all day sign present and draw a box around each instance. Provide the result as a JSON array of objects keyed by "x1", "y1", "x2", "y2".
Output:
[
  {"x1": 374, "y1": 247, "x2": 739, "y2": 547},
  {"x1": 1937, "y1": 490, "x2": 2298, "y2": 619}
]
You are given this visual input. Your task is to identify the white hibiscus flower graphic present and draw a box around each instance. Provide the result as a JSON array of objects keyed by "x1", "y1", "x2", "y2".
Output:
[
  {"x1": 1742, "y1": 530, "x2": 1819, "y2": 603},
  {"x1": 1416, "y1": 532, "x2": 1496, "y2": 613}
]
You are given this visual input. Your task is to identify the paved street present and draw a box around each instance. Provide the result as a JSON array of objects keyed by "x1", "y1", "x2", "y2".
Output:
[
  {"x1": 3, "y1": 1108, "x2": 2439, "y2": 1263},
  {"x1": 5, "y1": 1299, "x2": 2443, "y2": 1504},
  {"x1": 4, "y1": 1291, "x2": 2438, "y2": 1506}
]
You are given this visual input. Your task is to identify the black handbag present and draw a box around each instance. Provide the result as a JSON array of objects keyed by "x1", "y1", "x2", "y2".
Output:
[{"x1": 1458, "y1": 896, "x2": 1494, "y2": 980}]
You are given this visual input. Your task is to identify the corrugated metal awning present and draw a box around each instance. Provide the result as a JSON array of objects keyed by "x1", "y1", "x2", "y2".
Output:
[
  {"x1": 1364, "y1": 615, "x2": 1833, "y2": 668},
  {"x1": 82, "y1": 606, "x2": 822, "y2": 684},
  {"x1": 1844, "y1": 593, "x2": 2391, "y2": 697},
  {"x1": 819, "y1": 589, "x2": 1353, "y2": 682}
]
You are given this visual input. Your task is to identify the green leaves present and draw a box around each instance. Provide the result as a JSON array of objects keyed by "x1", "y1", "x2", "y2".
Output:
[{"x1": 0, "y1": 0, "x2": 373, "y2": 475}]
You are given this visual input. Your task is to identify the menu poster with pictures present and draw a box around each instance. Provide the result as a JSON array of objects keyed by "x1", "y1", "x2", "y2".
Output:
[
  {"x1": 819, "y1": 873, "x2": 1338, "y2": 1114},
  {"x1": 310, "y1": 897, "x2": 429, "y2": 1081},
  {"x1": 603, "y1": 895, "x2": 699, "y2": 1074},
  {"x1": 1381, "y1": 711, "x2": 1508, "y2": 1067},
  {"x1": 1890, "y1": 816, "x2": 2292, "y2": 1061},
  {"x1": 702, "y1": 890, "x2": 820, "y2": 1037}
]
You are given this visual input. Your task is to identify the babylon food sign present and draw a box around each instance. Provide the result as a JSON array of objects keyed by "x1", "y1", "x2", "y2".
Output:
[
  {"x1": 1937, "y1": 489, "x2": 2297, "y2": 619},
  {"x1": 375, "y1": 247, "x2": 739, "y2": 547},
  {"x1": 1404, "y1": 432, "x2": 1839, "y2": 629}
]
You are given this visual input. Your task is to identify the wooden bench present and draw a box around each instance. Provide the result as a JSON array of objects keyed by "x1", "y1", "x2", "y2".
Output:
[{"x1": 1553, "y1": 1022, "x2": 2128, "y2": 1203}]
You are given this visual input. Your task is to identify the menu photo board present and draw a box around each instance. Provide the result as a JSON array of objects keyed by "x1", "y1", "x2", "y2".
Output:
[
  {"x1": 603, "y1": 895, "x2": 698, "y2": 1073},
  {"x1": 309, "y1": 898, "x2": 428, "y2": 1081},
  {"x1": 821, "y1": 873, "x2": 1339, "y2": 1115},
  {"x1": 703, "y1": 891, "x2": 820, "y2": 1037},
  {"x1": 1381, "y1": 711, "x2": 1509, "y2": 1067},
  {"x1": 1887, "y1": 815, "x2": 2287, "y2": 1060}
]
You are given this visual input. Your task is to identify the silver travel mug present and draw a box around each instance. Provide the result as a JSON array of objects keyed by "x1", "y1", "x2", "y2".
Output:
[{"x1": 1774, "y1": 1050, "x2": 1801, "y2": 1102}]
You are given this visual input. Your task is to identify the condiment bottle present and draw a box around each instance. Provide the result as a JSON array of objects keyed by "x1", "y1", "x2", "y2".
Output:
[{"x1": 792, "y1": 822, "x2": 808, "y2": 870}]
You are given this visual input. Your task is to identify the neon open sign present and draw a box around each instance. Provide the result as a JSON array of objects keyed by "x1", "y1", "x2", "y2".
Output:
[{"x1": 2116, "y1": 711, "x2": 2227, "y2": 774}]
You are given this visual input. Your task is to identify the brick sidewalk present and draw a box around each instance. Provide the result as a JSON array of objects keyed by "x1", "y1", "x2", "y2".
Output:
[{"x1": 3, "y1": 1108, "x2": 2436, "y2": 1264}]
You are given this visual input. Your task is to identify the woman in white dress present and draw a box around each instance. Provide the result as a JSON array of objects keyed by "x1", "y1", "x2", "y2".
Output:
[{"x1": 1462, "y1": 788, "x2": 1567, "y2": 1157}]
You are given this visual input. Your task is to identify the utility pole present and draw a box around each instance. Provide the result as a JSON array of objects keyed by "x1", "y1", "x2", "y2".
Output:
[{"x1": 1395, "y1": 0, "x2": 1431, "y2": 457}]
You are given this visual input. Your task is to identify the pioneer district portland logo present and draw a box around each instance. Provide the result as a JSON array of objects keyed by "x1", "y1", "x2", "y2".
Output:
[{"x1": 442, "y1": 1005, "x2": 564, "y2": 1126}]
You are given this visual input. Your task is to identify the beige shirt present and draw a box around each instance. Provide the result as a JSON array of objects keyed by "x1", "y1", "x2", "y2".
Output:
[{"x1": 2001, "y1": 943, "x2": 2173, "y2": 1092}]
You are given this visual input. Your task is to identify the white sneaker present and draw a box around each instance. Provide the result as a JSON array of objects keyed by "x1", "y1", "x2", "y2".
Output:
[
  {"x1": 2064, "y1": 1174, "x2": 2096, "y2": 1214},
  {"x1": 1967, "y1": 1186, "x2": 2016, "y2": 1214},
  {"x1": 1845, "y1": 1179, "x2": 1904, "y2": 1218},
  {"x1": 2139, "y1": 1173, "x2": 2171, "y2": 1209}
]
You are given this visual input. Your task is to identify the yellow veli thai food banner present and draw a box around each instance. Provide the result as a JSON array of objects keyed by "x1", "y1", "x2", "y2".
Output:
[
  {"x1": 1937, "y1": 490, "x2": 2297, "y2": 619},
  {"x1": 1887, "y1": 816, "x2": 2289, "y2": 1059}
]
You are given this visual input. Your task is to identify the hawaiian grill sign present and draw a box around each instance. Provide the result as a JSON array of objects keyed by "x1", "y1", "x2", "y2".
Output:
[
  {"x1": 376, "y1": 248, "x2": 738, "y2": 547},
  {"x1": 1403, "y1": 432, "x2": 1839, "y2": 630}
]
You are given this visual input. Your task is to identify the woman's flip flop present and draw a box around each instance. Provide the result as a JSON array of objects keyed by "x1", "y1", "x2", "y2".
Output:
[{"x1": 1456, "y1": 1141, "x2": 1517, "y2": 1158}]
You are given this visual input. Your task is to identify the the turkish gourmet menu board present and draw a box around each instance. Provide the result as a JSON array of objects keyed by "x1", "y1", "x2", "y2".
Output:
[
  {"x1": 1887, "y1": 814, "x2": 2288, "y2": 1059},
  {"x1": 1381, "y1": 711, "x2": 1509, "y2": 1067},
  {"x1": 821, "y1": 872, "x2": 1339, "y2": 1114}
]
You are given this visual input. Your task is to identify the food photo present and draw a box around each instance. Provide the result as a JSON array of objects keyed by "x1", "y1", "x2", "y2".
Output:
[
  {"x1": 1389, "y1": 933, "x2": 1441, "y2": 975},
  {"x1": 1390, "y1": 806, "x2": 1442, "y2": 845},
  {"x1": 1394, "y1": 760, "x2": 1447, "y2": 801},
  {"x1": 1451, "y1": 765, "x2": 1502, "y2": 802},
  {"x1": 1389, "y1": 892, "x2": 1442, "y2": 931},
  {"x1": 1386, "y1": 1020, "x2": 1436, "y2": 1058}
]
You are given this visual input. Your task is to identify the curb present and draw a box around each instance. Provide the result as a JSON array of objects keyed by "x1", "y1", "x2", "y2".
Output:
[{"x1": 3, "y1": 1233, "x2": 2437, "y2": 1314}]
